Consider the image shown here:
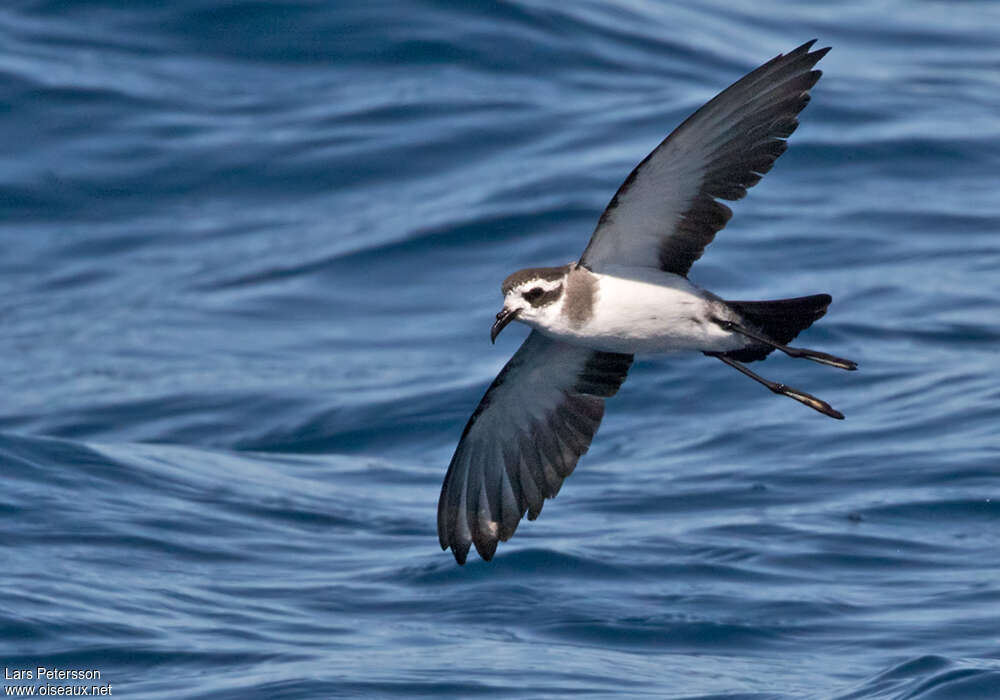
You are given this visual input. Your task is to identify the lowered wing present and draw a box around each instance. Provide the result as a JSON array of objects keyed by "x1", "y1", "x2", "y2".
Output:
[{"x1": 438, "y1": 330, "x2": 632, "y2": 564}]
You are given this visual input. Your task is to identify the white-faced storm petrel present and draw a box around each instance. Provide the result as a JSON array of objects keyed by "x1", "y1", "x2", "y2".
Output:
[{"x1": 439, "y1": 41, "x2": 854, "y2": 565}]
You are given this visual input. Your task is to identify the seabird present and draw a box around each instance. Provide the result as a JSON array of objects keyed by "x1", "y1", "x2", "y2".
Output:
[{"x1": 438, "y1": 40, "x2": 854, "y2": 565}]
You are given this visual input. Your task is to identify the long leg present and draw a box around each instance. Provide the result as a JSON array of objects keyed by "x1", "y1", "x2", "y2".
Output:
[
  {"x1": 715, "y1": 320, "x2": 857, "y2": 371},
  {"x1": 705, "y1": 352, "x2": 845, "y2": 419}
]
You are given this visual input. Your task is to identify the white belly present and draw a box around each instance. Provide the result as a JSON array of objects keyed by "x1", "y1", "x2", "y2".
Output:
[{"x1": 541, "y1": 268, "x2": 745, "y2": 355}]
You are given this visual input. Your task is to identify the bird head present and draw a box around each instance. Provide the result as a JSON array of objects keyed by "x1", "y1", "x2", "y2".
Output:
[{"x1": 491, "y1": 265, "x2": 570, "y2": 342}]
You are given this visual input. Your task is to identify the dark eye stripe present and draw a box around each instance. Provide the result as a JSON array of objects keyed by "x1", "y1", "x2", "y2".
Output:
[{"x1": 525, "y1": 284, "x2": 562, "y2": 307}]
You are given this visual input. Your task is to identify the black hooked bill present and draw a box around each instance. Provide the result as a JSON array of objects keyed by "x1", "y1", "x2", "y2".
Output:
[{"x1": 490, "y1": 307, "x2": 519, "y2": 343}]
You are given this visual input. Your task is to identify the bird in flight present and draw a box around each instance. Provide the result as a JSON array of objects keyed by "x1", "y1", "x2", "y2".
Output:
[{"x1": 438, "y1": 40, "x2": 854, "y2": 565}]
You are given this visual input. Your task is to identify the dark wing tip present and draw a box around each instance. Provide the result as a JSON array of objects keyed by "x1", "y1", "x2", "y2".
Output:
[
  {"x1": 791, "y1": 39, "x2": 831, "y2": 57},
  {"x1": 439, "y1": 510, "x2": 471, "y2": 565},
  {"x1": 797, "y1": 42, "x2": 831, "y2": 72},
  {"x1": 451, "y1": 539, "x2": 470, "y2": 565},
  {"x1": 475, "y1": 538, "x2": 498, "y2": 561}
]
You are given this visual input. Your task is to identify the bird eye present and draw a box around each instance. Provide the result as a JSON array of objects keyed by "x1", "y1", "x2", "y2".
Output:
[{"x1": 523, "y1": 287, "x2": 544, "y2": 302}]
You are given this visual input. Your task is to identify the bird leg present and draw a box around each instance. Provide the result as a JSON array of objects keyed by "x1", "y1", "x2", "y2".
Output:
[
  {"x1": 715, "y1": 320, "x2": 857, "y2": 371},
  {"x1": 705, "y1": 352, "x2": 844, "y2": 419}
]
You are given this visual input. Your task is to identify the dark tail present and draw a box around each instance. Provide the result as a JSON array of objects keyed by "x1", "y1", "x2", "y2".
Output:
[{"x1": 723, "y1": 294, "x2": 832, "y2": 362}]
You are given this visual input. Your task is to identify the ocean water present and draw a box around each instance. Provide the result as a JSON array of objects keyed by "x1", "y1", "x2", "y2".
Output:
[{"x1": 2, "y1": 1, "x2": 999, "y2": 697}]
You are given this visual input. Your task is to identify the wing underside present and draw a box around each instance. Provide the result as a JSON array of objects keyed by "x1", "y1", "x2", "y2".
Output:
[{"x1": 438, "y1": 331, "x2": 632, "y2": 564}]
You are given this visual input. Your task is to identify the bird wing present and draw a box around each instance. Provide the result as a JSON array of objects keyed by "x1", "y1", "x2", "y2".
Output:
[
  {"x1": 438, "y1": 330, "x2": 632, "y2": 564},
  {"x1": 578, "y1": 40, "x2": 829, "y2": 277}
]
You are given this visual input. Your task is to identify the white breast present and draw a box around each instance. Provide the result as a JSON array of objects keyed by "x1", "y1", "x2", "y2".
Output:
[{"x1": 542, "y1": 266, "x2": 745, "y2": 355}]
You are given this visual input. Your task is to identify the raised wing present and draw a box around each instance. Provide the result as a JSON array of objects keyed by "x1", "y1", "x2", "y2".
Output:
[
  {"x1": 438, "y1": 331, "x2": 632, "y2": 564},
  {"x1": 579, "y1": 40, "x2": 829, "y2": 276}
]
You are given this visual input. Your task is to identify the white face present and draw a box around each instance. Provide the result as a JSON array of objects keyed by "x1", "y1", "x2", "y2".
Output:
[
  {"x1": 490, "y1": 278, "x2": 565, "y2": 341},
  {"x1": 506, "y1": 279, "x2": 564, "y2": 324},
  {"x1": 491, "y1": 275, "x2": 566, "y2": 342}
]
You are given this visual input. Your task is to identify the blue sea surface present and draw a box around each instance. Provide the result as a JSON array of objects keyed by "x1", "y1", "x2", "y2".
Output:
[{"x1": 2, "y1": 1, "x2": 999, "y2": 698}]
